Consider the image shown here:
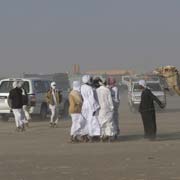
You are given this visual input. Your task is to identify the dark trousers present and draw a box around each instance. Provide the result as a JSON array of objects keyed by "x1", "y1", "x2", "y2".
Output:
[{"x1": 140, "y1": 110, "x2": 157, "y2": 139}]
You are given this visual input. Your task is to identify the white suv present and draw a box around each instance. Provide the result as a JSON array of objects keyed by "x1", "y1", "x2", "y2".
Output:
[{"x1": 0, "y1": 78, "x2": 51, "y2": 121}]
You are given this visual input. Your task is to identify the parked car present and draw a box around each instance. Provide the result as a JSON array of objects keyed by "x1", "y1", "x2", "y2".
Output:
[
  {"x1": 0, "y1": 77, "x2": 71, "y2": 121},
  {"x1": 128, "y1": 80, "x2": 166, "y2": 113}
]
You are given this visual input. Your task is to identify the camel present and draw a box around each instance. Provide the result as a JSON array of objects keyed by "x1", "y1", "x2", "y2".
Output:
[{"x1": 153, "y1": 65, "x2": 180, "y2": 96}]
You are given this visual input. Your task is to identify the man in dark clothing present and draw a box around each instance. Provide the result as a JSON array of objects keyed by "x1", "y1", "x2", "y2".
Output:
[
  {"x1": 138, "y1": 80, "x2": 164, "y2": 140},
  {"x1": 8, "y1": 81, "x2": 25, "y2": 131}
]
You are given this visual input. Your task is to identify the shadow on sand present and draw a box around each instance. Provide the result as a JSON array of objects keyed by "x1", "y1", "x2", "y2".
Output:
[
  {"x1": 116, "y1": 132, "x2": 180, "y2": 142},
  {"x1": 161, "y1": 108, "x2": 180, "y2": 113},
  {"x1": 156, "y1": 132, "x2": 180, "y2": 141}
]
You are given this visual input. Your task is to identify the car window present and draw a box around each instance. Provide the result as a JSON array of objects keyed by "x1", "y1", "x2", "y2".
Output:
[
  {"x1": 0, "y1": 81, "x2": 14, "y2": 93},
  {"x1": 34, "y1": 80, "x2": 47, "y2": 93},
  {"x1": 22, "y1": 81, "x2": 30, "y2": 93},
  {"x1": 44, "y1": 81, "x2": 51, "y2": 91},
  {"x1": 0, "y1": 81, "x2": 30, "y2": 93}
]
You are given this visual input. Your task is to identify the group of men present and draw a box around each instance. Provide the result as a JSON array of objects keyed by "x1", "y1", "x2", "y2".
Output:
[
  {"x1": 8, "y1": 76, "x2": 165, "y2": 141},
  {"x1": 69, "y1": 75, "x2": 120, "y2": 142},
  {"x1": 8, "y1": 80, "x2": 62, "y2": 131},
  {"x1": 69, "y1": 76, "x2": 165, "y2": 143}
]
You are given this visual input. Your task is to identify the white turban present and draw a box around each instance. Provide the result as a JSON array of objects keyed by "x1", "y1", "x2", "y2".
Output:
[
  {"x1": 51, "y1": 82, "x2": 56, "y2": 89},
  {"x1": 82, "y1": 75, "x2": 90, "y2": 84},
  {"x1": 73, "y1": 81, "x2": 81, "y2": 92},
  {"x1": 139, "y1": 80, "x2": 146, "y2": 88},
  {"x1": 12, "y1": 81, "x2": 18, "y2": 88}
]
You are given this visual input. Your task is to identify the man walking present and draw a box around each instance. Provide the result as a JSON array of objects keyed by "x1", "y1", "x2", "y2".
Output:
[
  {"x1": 138, "y1": 80, "x2": 164, "y2": 140},
  {"x1": 46, "y1": 82, "x2": 62, "y2": 127}
]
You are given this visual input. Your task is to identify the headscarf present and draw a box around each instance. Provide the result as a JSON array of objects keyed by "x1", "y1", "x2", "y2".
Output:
[
  {"x1": 82, "y1": 75, "x2": 91, "y2": 84},
  {"x1": 73, "y1": 81, "x2": 81, "y2": 92},
  {"x1": 107, "y1": 77, "x2": 116, "y2": 87},
  {"x1": 12, "y1": 81, "x2": 18, "y2": 89},
  {"x1": 99, "y1": 78, "x2": 107, "y2": 86},
  {"x1": 17, "y1": 81, "x2": 23, "y2": 88},
  {"x1": 138, "y1": 80, "x2": 146, "y2": 88},
  {"x1": 93, "y1": 77, "x2": 102, "y2": 88},
  {"x1": 51, "y1": 82, "x2": 56, "y2": 90}
]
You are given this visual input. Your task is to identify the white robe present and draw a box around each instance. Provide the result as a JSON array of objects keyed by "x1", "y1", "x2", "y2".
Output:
[
  {"x1": 81, "y1": 84, "x2": 101, "y2": 136},
  {"x1": 71, "y1": 114, "x2": 86, "y2": 136},
  {"x1": 111, "y1": 86, "x2": 120, "y2": 135},
  {"x1": 96, "y1": 86, "x2": 115, "y2": 136}
]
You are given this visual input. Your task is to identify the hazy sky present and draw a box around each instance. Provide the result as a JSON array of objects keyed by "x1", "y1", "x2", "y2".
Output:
[{"x1": 0, "y1": 0, "x2": 180, "y2": 75}]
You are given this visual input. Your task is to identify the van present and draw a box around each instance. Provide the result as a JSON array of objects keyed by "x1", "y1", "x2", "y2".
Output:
[{"x1": 0, "y1": 78, "x2": 51, "y2": 121}]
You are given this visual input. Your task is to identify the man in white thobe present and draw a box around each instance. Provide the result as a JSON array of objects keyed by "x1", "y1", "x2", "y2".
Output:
[
  {"x1": 108, "y1": 77, "x2": 120, "y2": 137},
  {"x1": 81, "y1": 75, "x2": 101, "y2": 142},
  {"x1": 96, "y1": 79, "x2": 115, "y2": 141}
]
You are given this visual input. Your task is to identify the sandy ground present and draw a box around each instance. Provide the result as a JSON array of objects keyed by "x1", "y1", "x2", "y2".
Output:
[{"x1": 0, "y1": 93, "x2": 180, "y2": 180}]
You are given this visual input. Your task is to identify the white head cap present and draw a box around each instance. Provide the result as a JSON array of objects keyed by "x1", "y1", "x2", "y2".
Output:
[
  {"x1": 82, "y1": 75, "x2": 90, "y2": 84},
  {"x1": 139, "y1": 80, "x2": 146, "y2": 88},
  {"x1": 12, "y1": 81, "x2": 18, "y2": 88},
  {"x1": 51, "y1": 82, "x2": 56, "y2": 89},
  {"x1": 73, "y1": 81, "x2": 81, "y2": 92}
]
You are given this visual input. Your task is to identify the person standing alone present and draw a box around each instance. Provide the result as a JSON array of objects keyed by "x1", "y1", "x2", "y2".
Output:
[{"x1": 138, "y1": 80, "x2": 164, "y2": 140}]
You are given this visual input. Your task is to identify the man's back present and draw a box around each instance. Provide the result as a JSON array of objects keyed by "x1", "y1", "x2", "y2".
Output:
[{"x1": 9, "y1": 88, "x2": 23, "y2": 109}]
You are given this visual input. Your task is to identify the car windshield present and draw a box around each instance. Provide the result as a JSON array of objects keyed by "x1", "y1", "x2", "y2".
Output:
[
  {"x1": 133, "y1": 82, "x2": 162, "y2": 92},
  {"x1": 147, "y1": 83, "x2": 162, "y2": 91},
  {"x1": 0, "y1": 81, "x2": 29, "y2": 93}
]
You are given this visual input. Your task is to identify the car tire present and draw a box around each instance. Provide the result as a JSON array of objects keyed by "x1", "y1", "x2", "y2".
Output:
[{"x1": 40, "y1": 104, "x2": 48, "y2": 120}]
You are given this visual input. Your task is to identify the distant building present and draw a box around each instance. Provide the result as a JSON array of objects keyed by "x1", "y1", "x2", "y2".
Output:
[
  {"x1": 85, "y1": 69, "x2": 135, "y2": 76},
  {"x1": 72, "y1": 64, "x2": 80, "y2": 74}
]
